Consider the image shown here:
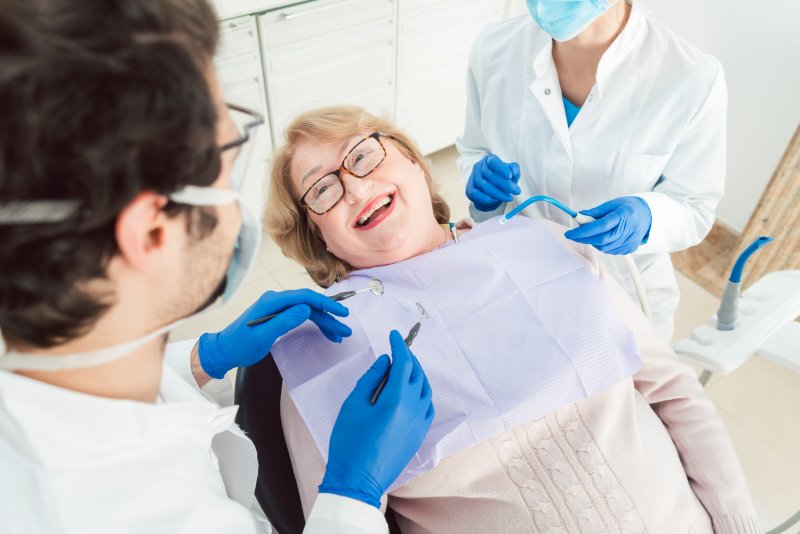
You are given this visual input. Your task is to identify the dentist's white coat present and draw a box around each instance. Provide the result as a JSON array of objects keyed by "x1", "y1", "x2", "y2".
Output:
[
  {"x1": 0, "y1": 339, "x2": 387, "y2": 534},
  {"x1": 457, "y1": 3, "x2": 727, "y2": 340}
]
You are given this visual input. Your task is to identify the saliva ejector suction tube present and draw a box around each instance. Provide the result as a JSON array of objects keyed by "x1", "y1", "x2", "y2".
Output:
[
  {"x1": 499, "y1": 195, "x2": 652, "y2": 320},
  {"x1": 715, "y1": 236, "x2": 774, "y2": 331}
]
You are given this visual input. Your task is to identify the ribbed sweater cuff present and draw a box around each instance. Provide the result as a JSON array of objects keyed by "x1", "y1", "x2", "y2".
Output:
[{"x1": 712, "y1": 515, "x2": 763, "y2": 534}]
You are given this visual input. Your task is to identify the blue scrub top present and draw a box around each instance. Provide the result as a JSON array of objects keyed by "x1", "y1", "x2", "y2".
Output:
[{"x1": 563, "y1": 96, "x2": 581, "y2": 127}]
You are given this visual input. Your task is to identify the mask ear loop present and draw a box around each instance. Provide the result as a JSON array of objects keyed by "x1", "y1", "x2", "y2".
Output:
[
  {"x1": 0, "y1": 320, "x2": 183, "y2": 372},
  {"x1": 169, "y1": 186, "x2": 239, "y2": 206}
]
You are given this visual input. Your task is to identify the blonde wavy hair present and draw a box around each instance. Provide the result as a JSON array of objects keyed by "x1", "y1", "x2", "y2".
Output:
[{"x1": 265, "y1": 105, "x2": 450, "y2": 288}]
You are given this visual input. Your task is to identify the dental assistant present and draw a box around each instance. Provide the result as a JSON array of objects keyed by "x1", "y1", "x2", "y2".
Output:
[
  {"x1": 458, "y1": 0, "x2": 727, "y2": 339},
  {"x1": 0, "y1": 1, "x2": 433, "y2": 533}
]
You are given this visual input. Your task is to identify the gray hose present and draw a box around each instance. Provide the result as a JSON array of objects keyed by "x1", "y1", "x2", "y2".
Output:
[
  {"x1": 715, "y1": 280, "x2": 741, "y2": 331},
  {"x1": 765, "y1": 509, "x2": 800, "y2": 534}
]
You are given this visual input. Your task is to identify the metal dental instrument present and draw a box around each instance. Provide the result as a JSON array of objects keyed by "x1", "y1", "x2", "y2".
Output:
[
  {"x1": 246, "y1": 278, "x2": 384, "y2": 327},
  {"x1": 327, "y1": 278, "x2": 385, "y2": 303},
  {"x1": 370, "y1": 303, "x2": 426, "y2": 405}
]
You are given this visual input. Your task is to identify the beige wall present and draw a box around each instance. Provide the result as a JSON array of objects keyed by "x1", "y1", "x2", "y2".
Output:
[{"x1": 643, "y1": 0, "x2": 800, "y2": 232}]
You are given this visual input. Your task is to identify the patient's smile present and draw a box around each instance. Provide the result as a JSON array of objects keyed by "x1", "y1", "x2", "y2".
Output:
[{"x1": 354, "y1": 192, "x2": 395, "y2": 230}]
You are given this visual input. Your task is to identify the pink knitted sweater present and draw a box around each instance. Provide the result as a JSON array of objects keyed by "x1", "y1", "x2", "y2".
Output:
[{"x1": 281, "y1": 222, "x2": 760, "y2": 533}]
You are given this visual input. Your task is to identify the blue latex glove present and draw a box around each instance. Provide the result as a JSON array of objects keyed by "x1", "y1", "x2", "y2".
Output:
[
  {"x1": 319, "y1": 330, "x2": 435, "y2": 508},
  {"x1": 466, "y1": 154, "x2": 521, "y2": 211},
  {"x1": 564, "y1": 196, "x2": 652, "y2": 255},
  {"x1": 198, "y1": 289, "x2": 351, "y2": 379}
]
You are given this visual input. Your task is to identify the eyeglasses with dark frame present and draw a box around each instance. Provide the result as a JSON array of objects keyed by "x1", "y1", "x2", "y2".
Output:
[
  {"x1": 221, "y1": 103, "x2": 264, "y2": 153},
  {"x1": 299, "y1": 132, "x2": 390, "y2": 216}
]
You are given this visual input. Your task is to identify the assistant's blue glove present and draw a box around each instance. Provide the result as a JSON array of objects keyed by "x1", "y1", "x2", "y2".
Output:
[
  {"x1": 466, "y1": 154, "x2": 521, "y2": 211},
  {"x1": 198, "y1": 289, "x2": 351, "y2": 379},
  {"x1": 564, "y1": 196, "x2": 652, "y2": 255},
  {"x1": 319, "y1": 330, "x2": 435, "y2": 508}
]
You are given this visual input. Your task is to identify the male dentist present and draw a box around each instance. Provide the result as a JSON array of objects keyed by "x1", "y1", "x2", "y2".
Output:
[{"x1": 0, "y1": 0, "x2": 433, "y2": 532}]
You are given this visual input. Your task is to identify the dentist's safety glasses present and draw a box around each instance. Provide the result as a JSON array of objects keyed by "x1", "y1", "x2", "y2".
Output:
[{"x1": 0, "y1": 104, "x2": 266, "y2": 371}]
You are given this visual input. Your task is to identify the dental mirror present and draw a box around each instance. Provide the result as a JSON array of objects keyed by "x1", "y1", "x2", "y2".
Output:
[{"x1": 368, "y1": 278, "x2": 385, "y2": 296}]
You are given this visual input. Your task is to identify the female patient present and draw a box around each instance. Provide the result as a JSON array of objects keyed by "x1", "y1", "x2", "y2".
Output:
[{"x1": 264, "y1": 106, "x2": 759, "y2": 533}]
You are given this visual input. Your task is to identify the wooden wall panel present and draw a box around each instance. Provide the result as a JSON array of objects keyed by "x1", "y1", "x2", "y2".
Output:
[
  {"x1": 673, "y1": 124, "x2": 800, "y2": 295},
  {"x1": 728, "y1": 125, "x2": 800, "y2": 288}
]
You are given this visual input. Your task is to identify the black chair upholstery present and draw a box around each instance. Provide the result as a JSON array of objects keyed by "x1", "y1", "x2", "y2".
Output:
[
  {"x1": 235, "y1": 355, "x2": 402, "y2": 534},
  {"x1": 235, "y1": 355, "x2": 305, "y2": 534}
]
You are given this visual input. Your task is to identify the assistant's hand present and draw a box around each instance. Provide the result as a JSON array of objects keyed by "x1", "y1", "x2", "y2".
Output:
[
  {"x1": 466, "y1": 154, "x2": 521, "y2": 211},
  {"x1": 564, "y1": 196, "x2": 652, "y2": 255},
  {"x1": 198, "y1": 289, "x2": 352, "y2": 379},
  {"x1": 319, "y1": 330, "x2": 435, "y2": 508}
]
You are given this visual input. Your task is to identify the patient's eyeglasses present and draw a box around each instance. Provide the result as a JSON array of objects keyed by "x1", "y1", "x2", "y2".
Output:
[{"x1": 299, "y1": 132, "x2": 389, "y2": 215}]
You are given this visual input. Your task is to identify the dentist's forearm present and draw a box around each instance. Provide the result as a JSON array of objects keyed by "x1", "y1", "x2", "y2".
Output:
[{"x1": 190, "y1": 342, "x2": 213, "y2": 387}]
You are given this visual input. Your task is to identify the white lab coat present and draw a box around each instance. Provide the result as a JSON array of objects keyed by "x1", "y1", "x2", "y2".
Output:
[
  {"x1": 0, "y1": 338, "x2": 388, "y2": 534},
  {"x1": 457, "y1": 3, "x2": 727, "y2": 340}
]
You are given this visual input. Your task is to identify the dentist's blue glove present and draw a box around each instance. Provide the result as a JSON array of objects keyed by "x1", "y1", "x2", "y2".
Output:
[
  {"x1": 319, "y1": 330, "x2": 435, "y2": 508},
  {"x1": 564, "y1": 196, "x2": 652, "y2": 255},
  {"x1": 466, "y1": 154, "x2": 521, "y2": 211},
  {"x1": 198, "y1": 289, "x2": 352, "y2": 379}
]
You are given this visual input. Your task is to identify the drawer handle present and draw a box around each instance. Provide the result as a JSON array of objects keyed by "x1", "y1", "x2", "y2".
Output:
[{"x1": 278, "y1": 0, "x2": 391, "y2": 23}]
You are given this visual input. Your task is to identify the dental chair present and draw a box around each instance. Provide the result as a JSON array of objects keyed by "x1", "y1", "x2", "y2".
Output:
[{"x1": 235, "y1": 355, "x2": 403, "y2": 534}]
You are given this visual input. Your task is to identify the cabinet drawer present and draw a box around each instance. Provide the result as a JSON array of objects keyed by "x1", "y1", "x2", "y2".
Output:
[
  {"x1": 272, "y1": 81, "x2": 394, "y2": 142},
  {"x1": 397, "y1": 95, "x2": 465, "y2": 156},
  {"x1": 398, "y1": 12, "x2": 494, "y2": 71},
  {"x1": 261, "y1": 0, "x2": 393, "y2": 50},
  {"x1": 265, "y1": 22, "x2": 393, "y2": 79},
  {"x1": 397, "y1": 57, "x2": 469, "y2": 112},
  {"x1": 217, "y1": 16, "x2": 260, "y2": 60},
  {"x1": 216, "y1": 53, "x2": 262, "y2": 86},
  {"x1": 270, "y1": 44, "x2": 394, "y2": 116},
  {"x1": 400, "y1": 0, "x2": 495, "y2": 30}
]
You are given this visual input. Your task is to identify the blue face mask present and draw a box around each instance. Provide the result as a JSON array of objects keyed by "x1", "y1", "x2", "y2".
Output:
[{"x1": 526, "y1": 0, "x2": 614, "y2": 42}]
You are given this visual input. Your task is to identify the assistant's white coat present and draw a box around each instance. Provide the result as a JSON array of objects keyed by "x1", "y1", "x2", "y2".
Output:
[{"x1": 457, "y1": 3, "x2": 727, "y2": 339}]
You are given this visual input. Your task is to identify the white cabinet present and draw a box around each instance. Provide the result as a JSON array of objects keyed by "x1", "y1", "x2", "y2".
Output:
[
  {"x1": 258, "y1": 0, "x2": 396, "y2": 142},
  {"x1": 216, "y1": 0, "x2": 509, "y2": 158},
  {"x1": 214, "y1": 15, "x2": 272, "y2": 215},
  {"x1": 396, "y1": 0, "x2": 504, "y2": 155},
  {"x1": 215, "y1": 15, "x2": 271, "y2": 157}
]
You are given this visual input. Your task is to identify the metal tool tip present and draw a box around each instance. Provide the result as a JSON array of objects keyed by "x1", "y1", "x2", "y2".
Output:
[{"x1": 369, "y1": 278, "x2": 384, "y2": 296}]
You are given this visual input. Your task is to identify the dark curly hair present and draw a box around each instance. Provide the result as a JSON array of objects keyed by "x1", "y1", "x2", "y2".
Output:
[{"x1": 0, "y1": 0, "x2": 222, "y2": 348}]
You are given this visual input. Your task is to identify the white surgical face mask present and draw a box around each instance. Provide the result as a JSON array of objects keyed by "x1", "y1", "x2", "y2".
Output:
[{"x1": 0, "y1": 145, "x2": 262, "y2": 372}]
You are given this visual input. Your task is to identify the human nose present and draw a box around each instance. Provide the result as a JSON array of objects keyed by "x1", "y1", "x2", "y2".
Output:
[{"x1": 341, "y1": 171, "x2": 372, "y2": 205}]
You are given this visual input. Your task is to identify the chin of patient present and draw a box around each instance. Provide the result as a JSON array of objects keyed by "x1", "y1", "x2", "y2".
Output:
[{"x1": 264, "y1": 106, "x2": 757, "y2": 533}]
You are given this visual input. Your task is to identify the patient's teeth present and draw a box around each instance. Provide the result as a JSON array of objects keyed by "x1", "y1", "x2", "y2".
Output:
[{"x1": 358, "y1": 196, "x2": 392, "y2": 226}]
